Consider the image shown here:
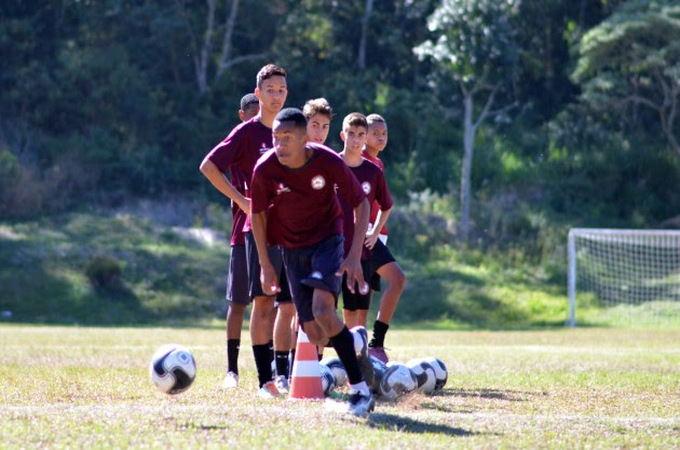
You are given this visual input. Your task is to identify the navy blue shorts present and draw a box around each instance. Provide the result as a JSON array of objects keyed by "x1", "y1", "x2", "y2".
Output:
[
  {"x1": 282, "y1": 234, "x2": 344, "y2": 323},
  {"x1": 226, "y1": 245, "x2": 250, "y2": 305},
  {"x1": 245, "y1": 232, "x2": 292, "y2": 303}
]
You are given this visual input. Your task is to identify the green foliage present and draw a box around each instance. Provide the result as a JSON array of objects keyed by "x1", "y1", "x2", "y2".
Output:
[{"x1": 85, "y1": 256, "x2": 123, "y2": 291}]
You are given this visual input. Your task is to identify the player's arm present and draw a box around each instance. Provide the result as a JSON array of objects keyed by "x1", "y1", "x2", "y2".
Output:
[
  {"x1": 365, "y1": 206, "x2": 392, "y2": 250},
  {"x1": 250, "y1": 210, "x2": 280, "y2": 296},
  {"x1": 199, "y1": 158, "x2": 249, "y2": 213},
  {"x1": 338, "y1": 197, "x2": 370, "y2": 294}
]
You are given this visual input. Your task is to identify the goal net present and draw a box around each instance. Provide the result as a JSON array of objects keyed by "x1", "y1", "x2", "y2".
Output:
[{"x1": 568, "y1": 228, "x2": 680, "y2": 327}]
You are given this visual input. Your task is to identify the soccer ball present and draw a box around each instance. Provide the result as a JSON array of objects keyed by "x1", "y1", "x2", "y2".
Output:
[
  {"x1": 423, "y1": 356, "x2": 448, "y2": 391},
  {"x1": 368, "y1": 355, "x2": 387, "y2": 394},
  {"x1": 149, "y1": 344, "x2": 197, "y2": 395},
  {"x1": 319, "y1": 363, "x2": 336, "y2": 396},
  {"x1": 350, "y1": 326, "x2": 368, "y2": 355},
  {"x1": 320, "y1": 357, "x2": 347, "y2": 388},
  {"x1": 379, "y1": 363, "x2": 417, "y2": 401},
  {"x1": 405, "y1": 358, "x2": 436, "y2": 394}
]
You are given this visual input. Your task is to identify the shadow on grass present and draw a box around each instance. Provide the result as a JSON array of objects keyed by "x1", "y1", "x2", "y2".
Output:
[
  {"x1": 443, "y1": 388, "x2": 539, "y2": 402},
  {"x1": 367, "y1": 412, "x2": 477, "y2": 437}
]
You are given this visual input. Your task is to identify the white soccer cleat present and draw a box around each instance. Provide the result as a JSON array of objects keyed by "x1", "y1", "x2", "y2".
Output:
[
  {"x1": 221, "y1": 371, "x2": 238, "y2": 389},
  {"x1": 257, "y1": 381, "x2": 282, "y2": 399},
  {"x1": 346, "y1": 391, "x2": 375, "y2": 417}
]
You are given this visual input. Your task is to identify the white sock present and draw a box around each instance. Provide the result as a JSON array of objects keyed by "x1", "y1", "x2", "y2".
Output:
[{"x1": 349, "y1": 381, "x2": 370, "y2": 396}]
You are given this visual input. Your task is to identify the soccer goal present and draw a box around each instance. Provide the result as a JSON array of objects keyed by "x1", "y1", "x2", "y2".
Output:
[{"x1": 567, "y1": 228, "x2": 680, "y2": 327}]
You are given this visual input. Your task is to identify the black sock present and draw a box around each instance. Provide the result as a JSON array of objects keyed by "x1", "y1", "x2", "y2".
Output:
[
  {"x1": 329, "y1": 326, "x2": 363, "y2": 385},
  {"x1": 253, "y1": 344, "x2": 273, "y2": 388},
  {"x1": 369, "y1": 320, "x2": 389, "y2": 348},
  {"x1": 289, "y1": 348, "x2": 296, "y2": 375},
  {"x1": 275, "y1": 351, "x2": 289, "y2": 378},
  {"x1": 227, "y1": 339, "x2": 240, "y2": 374}
]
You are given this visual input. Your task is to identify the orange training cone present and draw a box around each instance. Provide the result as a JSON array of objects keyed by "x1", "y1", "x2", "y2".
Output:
[{"x1": 289, "y1": 327, "x2": 324, "y2": 399}]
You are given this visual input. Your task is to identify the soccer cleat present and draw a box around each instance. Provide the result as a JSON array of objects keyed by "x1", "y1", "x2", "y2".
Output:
[
  {"x1": 274, "y1": 375, "x2": 290, "y2": 395},
  {"x1": 347, "y1": 391, "x2": 375, "y2": 417},
  {"x1": 351, "y1": 326, "x2": 375, "y2": 388},
  {"x1": 257, "y1": 381, "x2": 281, "y2": 399},
  {"x1": 368, "y1": 346, "x2": 389, "y2": 364},
  {"x1": 221, "y1": 371, "x2": 238, "y2": 389}
]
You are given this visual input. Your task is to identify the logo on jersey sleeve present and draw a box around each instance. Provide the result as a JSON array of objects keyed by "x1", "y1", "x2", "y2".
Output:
[
  {"x1": 311, "y1": 175, "x2": 326, "y2": 190},
  {"x1": 361, "y1": 182, "x2": 371, "y2": 195}
]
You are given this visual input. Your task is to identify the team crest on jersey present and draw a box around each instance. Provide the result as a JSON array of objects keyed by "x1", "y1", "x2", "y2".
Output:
[
  {"x1": 311, "y1": 175, "x2": 326, "y2": 190},
  {"x1": 361, "y1": 182, "x2": 371, "y2": 195},
  {"x1": 276, "y1": 183, "x2": 290, "y2": 195}
]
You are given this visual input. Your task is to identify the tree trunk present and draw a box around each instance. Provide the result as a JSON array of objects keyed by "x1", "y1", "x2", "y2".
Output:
[
  {"x1": 194, "y1": 0, "x2": 216, "y2": 94},
  {"x1": 358, "y1": 0, "x2": 373, "y2": 71},
  {"x1": 216, "y1": 0, "x2": 240, "y2": 78},
  {"x1": 460, "y1": 94, "x2": 475, "y2": 241}
]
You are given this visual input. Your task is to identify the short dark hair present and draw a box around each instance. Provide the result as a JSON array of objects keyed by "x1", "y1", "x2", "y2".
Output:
[
  {"x1": 303, "y1": 98, "x2": 333, "y2": 120},
  {"x1": 275, "y1": 108, "x2": 307, "y2": 130},
  {"x1": 342, "y1": 112, "x2": 367, "y2": 131},
  {"x1": 240, "y1": 93, "x2": 258, "y2": 111},
  {"x1": 366, "y1": 114, "x2": 386, "y2": 127},
  {"x1": 256, "y1": 64, "x2": 287, "y2": 88}
]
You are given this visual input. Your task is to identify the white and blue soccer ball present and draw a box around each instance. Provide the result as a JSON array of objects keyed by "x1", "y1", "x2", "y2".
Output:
[
  {"x1": 350, "y1": 326, "x2": 368, "y2": 355},
  {"x1": 368, "y1": 355, "x2": 387, "y2": 394},
  {"x1": 149, "y1": 344, "x2": 197, "y2": 395},
  {"x1": 405, "y1": 358, "x2": 437, "y2": 394},
  {"x1": 320, "y1": 357, "x2": 347, "y2": 388},
  {"x1": 423, "y1": 356, "x2": 448, "y2": 391},
  {"x1": 319, "y1": 363, "x2": 336, "y2": 396},
  {"x1": 379, "y1": 363, "x2": 417, "y2": 400}
]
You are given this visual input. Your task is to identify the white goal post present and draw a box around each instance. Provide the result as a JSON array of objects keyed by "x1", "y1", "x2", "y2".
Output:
[{"x1": 568, "y1": 228, "x2": 680, "y2": 326}]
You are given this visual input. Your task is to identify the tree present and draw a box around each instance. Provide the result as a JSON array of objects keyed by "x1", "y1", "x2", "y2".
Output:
[
  {"x1": 177, "y1": 0, "x2": 268, "y2": 94},
  {"x1": 572, "y1": 0, "x2": 680, "y2": 158},
  {"x1": 414, "y1": 0, "x2": 518, "y2": 240}
]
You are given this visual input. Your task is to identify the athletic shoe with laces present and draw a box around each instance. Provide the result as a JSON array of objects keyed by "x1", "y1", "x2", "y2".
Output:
[
  {"x1": 368, "y1": 346, "x2": 389, "y2": 364},
  {"x1": 221, "y1": 371, "x2": 238, "y2": 389},
  {"x1": 347, "y1": 391, "x2": 375, "y2": 417},
  {"x1": 257, "y1": 381, "x2": 281, "y2": 399},
  {"x1": 350, "y1": 326, "x2": 375, "y2": 388},
  {"x1": 274, "y1": 375, "x2": 290, "y2": 395}
]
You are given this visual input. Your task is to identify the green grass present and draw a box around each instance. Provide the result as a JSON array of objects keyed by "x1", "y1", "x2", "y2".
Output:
[
  {"x1": 0, "y1": 207, "x2": 570, "y2": 328},
  {"x1": 2, "y1": 325, "x2": 680, "y2": 448}
]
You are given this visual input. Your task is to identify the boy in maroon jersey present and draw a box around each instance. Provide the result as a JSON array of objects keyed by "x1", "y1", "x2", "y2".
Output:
[
  {"x1": 211, "y1": 93, "x2": 261, "y2": 391},
  {"x1": 199, "y1": 64, "x2": 292, "y2": 398},
  {"x1": 250, "y1": 108, "x2": 376, "y2": 417},
  {"x1": 238, "y1": 93, "x2": 260, "y2": 122},
  {"x1": 336, "y1": 113, "x2": 394, "y2": 334},
  {"x1": 360, "y1": 114, "x2": 406, "y2": 363}
]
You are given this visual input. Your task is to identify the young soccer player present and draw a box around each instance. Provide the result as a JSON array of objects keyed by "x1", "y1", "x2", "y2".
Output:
[
  {"x1": 304, "y1": 98, "x2": 332, "y2": 145},
  {"x1": 336, "y1": 113, "x2": 394, "y2": 335},
  {"x1": 199, "y1": 64, "x2": 291, "y2": 398},
  {"x1": 250, "y1": 108, "x2": 376, "y2": 417},
  {"x1": 238, "y1": 93, "x2": 260, "y2": 122},
  {"x1": 211, "y1": 93, "x2": 263, "y2": 390},
  {"x1": 361, "y1": 114, "x2": 406, "y2": 363}
]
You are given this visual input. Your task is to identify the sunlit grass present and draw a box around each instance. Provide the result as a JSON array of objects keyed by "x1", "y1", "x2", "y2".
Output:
[{"x1": 2, "y1": 325, "x2": 680, "y2": 448}]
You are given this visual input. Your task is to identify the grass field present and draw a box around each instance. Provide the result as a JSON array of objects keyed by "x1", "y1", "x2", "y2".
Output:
[{"x1": 2, "y1": 325, "x2": 679, "y2": 449}]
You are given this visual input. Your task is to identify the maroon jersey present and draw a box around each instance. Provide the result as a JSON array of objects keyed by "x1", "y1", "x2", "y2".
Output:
[
  {"x1": 206, "y1": 118, "x2": 272, "y2": 245},
  {"x1": 361, "y1": 150, "x2": 389, "y2": 236},
  {"x1": 251, "y1": 143, "x2": 366, "y2": 249},
  {"x1": 340, "y1": 158, "x2": 393, "y2": 257}
]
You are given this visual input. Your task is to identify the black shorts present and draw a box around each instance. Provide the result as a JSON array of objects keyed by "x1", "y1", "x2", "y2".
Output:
[
  {"x1": 282, "y1": 234, "x2": 344, "y2": 323},
  {"x1": 245, "y1": 232, "x2": 292, "y2": 303},
  {"x1": 341, "y1": 259, "x2": 381, "y2": 311},
  {"x1": 367, "y1": 238, "x2": 396, "y2": 278},
  {"x1": 226, "y1": 245, "x2": 249, "y2": 305}
]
